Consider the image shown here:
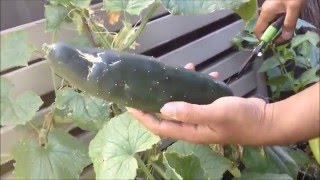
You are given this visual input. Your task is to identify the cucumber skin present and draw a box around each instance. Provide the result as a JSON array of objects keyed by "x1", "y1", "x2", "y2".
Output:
[{"x1": 46, "y1": 42, "x2": 233, "y2": 113}]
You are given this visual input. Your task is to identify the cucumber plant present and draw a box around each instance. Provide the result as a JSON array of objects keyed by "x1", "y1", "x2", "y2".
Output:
[{"x1": 1, "y1": 0, "x2": 318, "y2": 179}]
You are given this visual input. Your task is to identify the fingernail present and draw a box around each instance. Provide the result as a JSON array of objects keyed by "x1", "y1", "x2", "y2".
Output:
[
  {"x1": 282, "y1": 30, "x2": 293, "y2": 40},
  {"x1": 160, "y1": 103, "x2": 177, "y2": 119}
]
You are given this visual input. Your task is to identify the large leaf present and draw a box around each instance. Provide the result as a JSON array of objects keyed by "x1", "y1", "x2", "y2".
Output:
[
  {"x1": 280, "y1": 147, "x2": 310, "y2": 169},
  {"x1": 71, "y1": 0, "x2": 92, "y2": 8},
  {"x1": 45, "y1": 5, "x2": 69, "y2": 32},
  {"x1": 291, "y1": 31, "x2": 320, "y2": 48},
  {"x1": 294, "y1": 68, "x2": 319, "y2": 88},
  {"x1": 103, "y1": 0, "x2": 155, "y2": 15},
  {"x1": 241, "y1": 146, "x2": 279, "y2": 173},
  {"x1": 242, "y1": 146, "x2": 303, "y2": 179},
  {"x1": 234, "y1": 0, "x2": 258, "y2": 23},
  {"x1": 0, "y1": 77, "x2": 43, "y2": 126},
  {"x1": 163, "y1": 152, "x2": 207, "y2": 180},
  {"x1": 1, "y1": 31, "x2": 35, "y2": 71},
  {"x1": 161, "y1": 0, "x2": 251, "y2": 15},
  {"x1": 55, "y1": 88, "x2": 111, "y2": 132},
  {"x1": 235, "y1": 172, "x2": 292, "y2": 180},
  {"x1": 167, "y1": 141, "x2": 232, "y2": 179},
  {"x1": 258, "y1": 56, "x2": 281, "y2": 72},
  {"x1": 11, "y1": 130, "x2": 91, "y2": 179},
  {"x1": 88, "y1": 112, "x2": 160, "y2": 179}
]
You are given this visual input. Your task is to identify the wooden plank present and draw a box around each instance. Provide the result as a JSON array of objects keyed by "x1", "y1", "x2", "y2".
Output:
[
  {"x1": 229, "y1": 71, "x2": 257, "y2": 97},
  {"x1": 200, "y1": 50, "x2": 252, "y2": 81},
  {"x1": 134, "y1": 9, "x2": 233, "y2": 53},
  {"x1": 158, "y1": 20, "x2": 244, "y2": 67},
  {"x1": 2, "y1": 61, "x2": 61, "y2": 97}
]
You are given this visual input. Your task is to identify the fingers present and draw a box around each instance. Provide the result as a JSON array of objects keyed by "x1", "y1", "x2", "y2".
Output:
[
  {"x1": 184, "y1": 63, "x2": 195, "y2": 71},
  {"x1": 127, "y1": 108, "x2": 218, "y2": 143},
  {"x1": 253, "y1": 1, "x2": 284, "y2": 39},
  {"x1": 160, "y1": 101, "x2": 211, "y2": 124},
  {"x1": 282, "y1": 4, "x2": 300, "y2": 39},
  {"x1": 254, "y1": 9, "x2": 279, "y2": 39},
  {"x1": 209, "y1": 72, "x2": 219, "y2": 79}
]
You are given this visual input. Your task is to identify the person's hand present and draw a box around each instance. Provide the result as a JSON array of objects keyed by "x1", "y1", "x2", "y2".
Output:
[
  {"x1": 127, "y1": 63, "x2": 272, "y2": 145},
  {"x1": 254, "y1": 0, "x2": 305, "y2": 43}
]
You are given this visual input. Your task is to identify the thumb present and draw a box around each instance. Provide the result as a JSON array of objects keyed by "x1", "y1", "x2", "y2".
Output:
[{"x1": 160, "y1": 101, "x2": 210, "y2": 124}]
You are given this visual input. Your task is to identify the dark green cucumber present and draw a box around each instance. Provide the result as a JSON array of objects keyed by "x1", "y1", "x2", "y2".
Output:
[{"x1": 45, "y1": 42, "x2": 233, "y2": 113}]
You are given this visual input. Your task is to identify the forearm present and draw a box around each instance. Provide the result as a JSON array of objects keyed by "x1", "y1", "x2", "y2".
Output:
[{"x1": 264, "y1": 82, "x2": 320, "y2": 145}]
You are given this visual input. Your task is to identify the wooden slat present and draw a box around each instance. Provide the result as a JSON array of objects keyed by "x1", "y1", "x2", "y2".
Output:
[
  {"x1": 229, "y1": 71, "x2": 257, "y2": 96},
  {"x1": 2, "y1": 61, "x2": 61, "y2": 97},
  {"x1": 134, "y1": 9, "x2": 233, "y2": 53},
  {"x1": 200, "y1": 50, "x2": 252, "y2": 81},
  {"x1": 158, "y1": 20, "x2": 244, "y2": 67}
]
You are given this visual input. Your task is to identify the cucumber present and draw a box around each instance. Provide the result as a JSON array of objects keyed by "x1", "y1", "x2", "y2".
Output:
[{"x1": 45, "y1": 42, "x2": 233, "y2": 113}]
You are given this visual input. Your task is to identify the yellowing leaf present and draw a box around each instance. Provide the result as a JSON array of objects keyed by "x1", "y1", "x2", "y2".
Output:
[{"x1": 107, "y1": 11, "x2": 121, "y2": 25}]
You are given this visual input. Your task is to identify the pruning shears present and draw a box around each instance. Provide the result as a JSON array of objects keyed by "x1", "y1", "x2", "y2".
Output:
[{"x1": 238, "y1": 14, "x2": 286, "y2": 76}]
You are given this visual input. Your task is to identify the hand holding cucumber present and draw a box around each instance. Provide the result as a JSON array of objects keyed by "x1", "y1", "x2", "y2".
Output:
[{"x1": 128, "y1": 64, "x2": 320, "y2": 146}]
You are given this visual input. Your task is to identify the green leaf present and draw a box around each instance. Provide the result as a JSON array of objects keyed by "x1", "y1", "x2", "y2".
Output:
[
  {"x1": 161, "y1": 0, "x2": 250, "y2": 15},
  {"x1": 0, "y1": 77, "x2": 43, "y2": 126},
  {"x1": 297, "y1": 41, "x2": 311, "y2": 57},
  {"x1": 235, "y1": 172, "x2": 292, "y2": 180},
  {"x1": 280, "y1": 147, "x2": 310, "y2": 169},
  {"x1": 103, "y1": 0, "x2": 154, "y2": 15},
  {"x1": 308, "y1": 46, "x2": 320, "y2": 68},
  {"x1": 267, "y1": 74, "x2": 290, "y2": 87},
  {"x1": 71, "y1": 0, "x2": 92, "y2": 8},
  {"x1": 244, "y1": 18, "x2": 257, "y2": 32},
  {"x1": 283, "y1": 48, "x2": 296, "y2": 60},
  {"x1": 291, "y1": 31, "x2": 320, "y2": 48},
  {"x1": 1, "y1": 31, "x2": 35, "y2": 71},
  {"x1": 11, "y1": 130, "x2": 91, "y2": 179},
  {"x1": 55, "y1": 88, "x2": 111, "y2": 132},
  {"x1": 241, "y1": 146, "x2": 279, "y2": 173},
  {"x1": 294, "y1": 68, "x2": 319, "y2": 87},
  {"x1": 66, "y1": 33, "x2": 92, "y2": 47},
  {"x1": 163, "y1": 152, "x2": 207, "y2": 180},
  {"x1": 234, "y1": 0, "x2": 258, "y2": 23},
  {"x1": 167, "y1": 141, "x2": 232, "y2": 179},
  {"x1": 242, "y1": 34, "x2": 259, "y2": 43},
  {"x1": 49, "y1": 0, "x2": 70, "y2": 7},
  {"x1": 88, "y1": 112, "x2": 160, "y2": 179},
  {"x1": 258, "y1": 56, "x2": 281, "y2": 72},
  {"x1": 45, "y1": 5, "x2": 69, "y2": 32}
]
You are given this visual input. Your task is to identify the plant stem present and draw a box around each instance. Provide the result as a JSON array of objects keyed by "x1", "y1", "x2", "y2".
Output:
[
  {"x1": 28, "y1": 122, "x2": 40, "y2": 134},
  {"x1": 52, "y1": 31, "x2": 58, "y2": 43},
  {"x1": 51, "y1": 68, "x2": 58, "y2": 94},
  {"x1": 135, "y1": 154, "x2": 156, "y2": 180},
  {"x1": 87, "y1": 17, "x2": 111, "y2": 49},
  {"x1": 151, "y1": 163, "x2": 169, "y2": 180},
  {"x1": 120, "y1": 1, "x2": 160, "y2": 51},
  {"x1": 82, "y1": 17, "x2": 96, "y2": 47}
]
